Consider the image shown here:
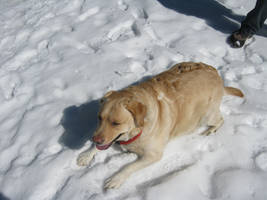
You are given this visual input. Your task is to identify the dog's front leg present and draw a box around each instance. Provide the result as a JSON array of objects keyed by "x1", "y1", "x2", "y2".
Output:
[
  {"x1": 104, "y1": 152, "x2": 162, "y2": 189},
  {"x1": 77, "y1": 145, "x2": 99, "y2": 166}
]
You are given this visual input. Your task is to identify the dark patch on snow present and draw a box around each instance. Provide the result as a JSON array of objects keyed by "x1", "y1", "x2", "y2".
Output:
[
  {"x1": 59, "y1": 100, "x2": 99, "y2": 149},
  {"x1": 157, "y1": 0, "x2": 267, "y2": 37},
  {"x1": 0, "y1": 193, "x2": 11, "y2": 200}
]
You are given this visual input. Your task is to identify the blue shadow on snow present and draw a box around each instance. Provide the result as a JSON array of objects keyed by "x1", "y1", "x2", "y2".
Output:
[
  {"x1": 0, "y1": 193, "x2": 11, "y2": 200},
  {"x1": 157, "y1": 0, "x2": 267, "y2": 37},
  {"x1": 59, "y1": 100, "x2": 99, "y2": 149}
]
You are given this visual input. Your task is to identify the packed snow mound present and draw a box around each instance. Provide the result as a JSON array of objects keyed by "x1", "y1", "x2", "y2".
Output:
[{"x1": 0, "y1": 0, "x2": 267, "y2": 199}]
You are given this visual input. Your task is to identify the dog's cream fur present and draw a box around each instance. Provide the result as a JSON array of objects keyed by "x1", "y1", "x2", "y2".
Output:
[{"x1": 77, "y1": 62, "x2": 244, "y2": 189}]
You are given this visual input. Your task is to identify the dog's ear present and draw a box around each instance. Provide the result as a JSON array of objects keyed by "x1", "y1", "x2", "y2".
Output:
[
  {"x1": 124, "y1": 100, "x2": 147, "y2": 127},
  {"x1": 100, "y1": 91, "x2": 115, "y2": 104}
]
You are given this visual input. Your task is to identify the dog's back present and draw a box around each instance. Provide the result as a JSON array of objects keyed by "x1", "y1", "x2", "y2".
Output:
[{"x1": 125, "y1": 62, "x2": 224, "y2": 140}]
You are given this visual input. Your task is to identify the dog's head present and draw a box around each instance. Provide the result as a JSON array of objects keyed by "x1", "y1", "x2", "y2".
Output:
[{"x1": 93, "y1": 91, "x2": 146, "y2": 150}]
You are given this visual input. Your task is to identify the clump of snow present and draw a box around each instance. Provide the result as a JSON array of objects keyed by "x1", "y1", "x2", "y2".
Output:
[
  {"x1": 0, "y1": 0, "x2": 267, "y2": 199},
  {"x1": 255, "y1": 152, "x2": 267, "y2": 171}
]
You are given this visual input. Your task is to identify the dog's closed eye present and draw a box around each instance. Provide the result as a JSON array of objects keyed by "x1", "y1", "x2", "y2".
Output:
[{"x1": 111, "y1": 121, "x2": 120, "y2": 126}]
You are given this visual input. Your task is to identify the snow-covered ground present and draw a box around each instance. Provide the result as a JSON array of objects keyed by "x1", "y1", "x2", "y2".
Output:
[{"x1": 1, "y1": 0, "x2": 267, "y2": 199}]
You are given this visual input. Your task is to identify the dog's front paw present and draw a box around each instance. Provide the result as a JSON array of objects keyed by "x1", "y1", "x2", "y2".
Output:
[
  {"x1": 104, "y1": 173, "x2": 127, "y2": 189},
  {"x1": 76, "y1": 152, "x2": 94, "y2": 166}
]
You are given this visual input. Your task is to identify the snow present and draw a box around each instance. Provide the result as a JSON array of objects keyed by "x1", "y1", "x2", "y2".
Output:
[{"x1": 0, "y1": 0, "x2": 267, "y2": 199}]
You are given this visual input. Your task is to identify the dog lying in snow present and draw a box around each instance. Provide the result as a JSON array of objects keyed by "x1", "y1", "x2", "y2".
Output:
[{"x1": 77, "y1": 62, "x2": 244, "y2": 189}]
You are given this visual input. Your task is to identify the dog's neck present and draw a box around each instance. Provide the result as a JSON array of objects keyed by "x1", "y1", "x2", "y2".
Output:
[{"x1": 118, "y1": 129, "x2": 142, "y2": 145}]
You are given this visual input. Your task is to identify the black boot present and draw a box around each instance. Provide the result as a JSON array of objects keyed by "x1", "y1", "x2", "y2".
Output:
[
  {"x1": 228, "y1": 0, "x2": 267, "y2": 48},
  {"x1": 227, "y1": 28, "x2": 253, "y2": 48}
]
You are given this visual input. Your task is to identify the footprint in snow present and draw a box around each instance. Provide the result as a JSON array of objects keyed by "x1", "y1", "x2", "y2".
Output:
[
  {"x1": 118, "y1": 0, "x2": 128, "y2": 11},
  {"x1": 114, "y1": 60, "x2": 146, "y2": 77},
  {"x1": 118, "y1": 0, "x2": 148, "y2": 19},
  {"x1": 51, "y1": 35, "x2": 95, "y2": 54},
  {"x1": 106, "y1": 20, "x2": 137, "y2": 42},
  {"x1": 0, "y1": 72, "x2": 21, "y2": 100},
  {"x1": 2, "y1": 48, "x2": 38, "y2": 71},
  {"x1": 77, "y1": 7, "x2": 100, "y2": 22},
  {"x1": 255, "y1": 152, "x2": 267, "y2": 171}
]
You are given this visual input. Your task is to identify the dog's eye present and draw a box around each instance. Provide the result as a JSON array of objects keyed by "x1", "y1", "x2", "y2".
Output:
[
  {"x1": 98, "y1": 116, "x2": 102, "y2": 121},
  {"x1": 112, "y1": 121, "x2": 120, "y2": 126}
]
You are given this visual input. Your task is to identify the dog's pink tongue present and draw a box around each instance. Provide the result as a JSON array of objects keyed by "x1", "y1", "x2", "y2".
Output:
[{"x1": 96, "y1": 143, "x2": 111, "y2": 150}]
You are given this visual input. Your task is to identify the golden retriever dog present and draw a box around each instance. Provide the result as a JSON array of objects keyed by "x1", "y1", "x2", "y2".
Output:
[{"x1": 77, "y1": 62, "x2": 244, "y2": 189}]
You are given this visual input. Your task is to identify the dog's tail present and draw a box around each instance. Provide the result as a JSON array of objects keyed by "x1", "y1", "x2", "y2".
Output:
[{"x1": 224, "y1": 87, "x2": 244, "y2": 98}]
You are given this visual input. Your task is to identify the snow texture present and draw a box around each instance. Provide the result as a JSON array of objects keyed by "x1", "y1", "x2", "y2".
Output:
[{"x1": 0, "y1": 0, "x2": 267, "y2": 199}]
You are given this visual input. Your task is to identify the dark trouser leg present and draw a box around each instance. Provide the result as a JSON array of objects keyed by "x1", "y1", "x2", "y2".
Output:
[{"x1": 241, "y1": 0, "x2": 267, "y2": 35}]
